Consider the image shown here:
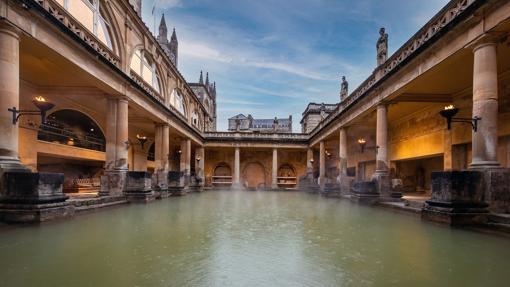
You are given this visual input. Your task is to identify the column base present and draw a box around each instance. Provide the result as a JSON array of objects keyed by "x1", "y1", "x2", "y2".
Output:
[
  {"x1": 351, "y1": 181, "x2": 380, "y2": 204},
  {"x1": 298, "y1": 172, "x2": 320, "y2": 193},
  {"x1": 0, "y1": 171, "x2": 74, "y2": 223},
  {"x1": 421, "y1": 170, "x2": 488, "y2": 226},
  {"x1": 99, "y1": 170, "x2": 127, "y2": 196},
  {"x1": 152, "y1": 170, "x2": 169, "y2": 199},
  {"x1": 371, "y1": 171, "x2": 393, "y2": 198},
  {"x1": 124, "y1": 172, "x2": 155, "y2": 203}
]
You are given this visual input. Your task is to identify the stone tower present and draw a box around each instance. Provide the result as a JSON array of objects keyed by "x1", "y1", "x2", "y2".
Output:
[
  {"x1": 157, "y1": 14, "x2": 178, "y2": 67},
  {"x1": 170, "y1": 28, "x2": 178, "y2": 67}
]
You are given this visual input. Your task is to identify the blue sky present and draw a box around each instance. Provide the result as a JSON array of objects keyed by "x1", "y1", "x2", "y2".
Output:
[{"x1": 141, "y1": 0, "x2": 449, "y2": 132}]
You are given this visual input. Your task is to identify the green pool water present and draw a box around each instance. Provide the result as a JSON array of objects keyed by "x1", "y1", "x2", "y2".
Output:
[{"x1": 1, "y1": 191, "x2": 509, "y2": 287}]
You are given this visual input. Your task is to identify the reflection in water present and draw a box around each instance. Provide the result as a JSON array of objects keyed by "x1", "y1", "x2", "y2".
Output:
[{"x1": 1, "y1": 191, "x2": 510, "y2": 287}]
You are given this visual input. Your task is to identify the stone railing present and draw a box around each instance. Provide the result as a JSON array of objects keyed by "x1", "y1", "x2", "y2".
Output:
[
  {"x1": 33, "y1": 0, "x2": 120, "y2": 68},
  {"x1": 310, "y1": 0, "x2": 479, "y2": 137},
  {"x1": 204, "y1": 132, "x2": 309, "y2": 142}
]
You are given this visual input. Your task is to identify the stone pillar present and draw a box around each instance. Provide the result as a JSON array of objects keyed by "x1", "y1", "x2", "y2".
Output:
[
  {"x1": 104, "y1": 98, "x2": 118, "y2": 171},
  {"x1": 196, "y1": 147, "x2": 205, "y2": 187},
  {"x1": 116, "y1": 99, "x2": 129, "y2": 170},
  {"x1": 338, "y1": 127, "x2": 350, "y2": 194},
  {"x1": 372, "y1": 103, "x2": 393, "y2": 198},
  {"x1": 155, "y1": 124, "x2": 169, "y2": 171},
  {"x1": 0, "y1": 21, "x2": 25, "y2": 173},
  {"x1": 185, "y1": 139, "x2": 191, "y2": 176},
  {"x1": 100, "y1": 98, "x2": 128, "y2": 196},
  {"x1": 319, "y1": 141, "x2": 325, "y2": 188},
  {"x1": 179, "y1": 139, "x2": 191, "y2": 186},
  {"x1": 338, "y1": 128, "x2": 348, "y2": 177},
  {"x1": 271, "y1": 148, "x2": 278, "y2": 189},
  {"x1": 233, "y1": 147, "x2": 241, "y2": 188},
  {"x1": 470, "y1": 39, "x2": 499, "y2": 168},
  {"x1": 306, "y1": 148, "x2": 313, "y2": 173},
  {"x1": 443, "y1": 129, "x2": 453, "y2": 171},
  {"x1": 375, "y1": 104, "x2": 388, "y2": 173}
]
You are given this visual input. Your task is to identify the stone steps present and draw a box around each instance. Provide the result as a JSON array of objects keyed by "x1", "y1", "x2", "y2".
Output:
[
  {"x1": 69, "y1": 196, "x2": 128, "y2": 213},
  {"x1": 489, "y1": 213, "x2": 510, "y2": 225}
]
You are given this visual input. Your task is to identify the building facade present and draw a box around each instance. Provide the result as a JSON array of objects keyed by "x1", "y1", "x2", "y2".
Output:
[
  {"x1": 0, "y1": 0, "x2": 509, "y2": 226},
  {"x1": 228, "y1": 114, "x2": 292, "y2": 133}
]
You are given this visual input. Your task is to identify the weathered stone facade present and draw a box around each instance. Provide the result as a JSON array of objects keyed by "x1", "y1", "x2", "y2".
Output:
[{"x1": 0, "y1": 0, "x2": 509, "y2": 228}]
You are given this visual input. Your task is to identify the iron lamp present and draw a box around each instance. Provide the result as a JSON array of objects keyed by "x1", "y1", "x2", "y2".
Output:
[{"x1": 8, "y1": 96, "x2": 55, "y2": 124}]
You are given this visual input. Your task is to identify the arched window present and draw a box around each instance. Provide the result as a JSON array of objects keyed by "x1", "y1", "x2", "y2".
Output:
[
  {"x1": 169, "y1": 89, "x2": 186, "y2": 116},
  {"x1": 38, "y1": 109, "x2": 105, "y2": 152},
  {"x1": 130, "y1": 49, "x2": 161, "y2": 93},
  {"x1": 56, "y1": 0, "x2": 113, "y2": 49}
]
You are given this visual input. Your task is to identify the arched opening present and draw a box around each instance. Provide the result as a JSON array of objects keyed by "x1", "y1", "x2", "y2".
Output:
[
  {"x1": 56, "y1": 0, "x2": 114, "y2": 50},
  {"x1": 38, "y1": 109, "x2": 105, "y2": 152},
  {"x1": 277, "y1": 164, "x2": 297, "y2": 189},
  {"x1": 37, "y1": 109, "x2": 105, "y2": 195},
  {"x1": 242, "y1": 162, "x2": 266, "y2": 190},
  {"x1": 212, "y1": 162, "x2": 232, "y2": 187},
  {"x1": 130, "y1": 49, "x2": 161, "y2": 93}
]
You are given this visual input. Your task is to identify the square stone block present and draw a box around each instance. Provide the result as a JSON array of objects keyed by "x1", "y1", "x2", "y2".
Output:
[
  {"x1": 422, "y1": 171, "x2": 488, "y2": 226},
  {"x1": 484, "y1": 169, "x2": 510, "y2": 213},
  {"x1": 0, "y1": 172, "x2": 67, "y2": 204}
]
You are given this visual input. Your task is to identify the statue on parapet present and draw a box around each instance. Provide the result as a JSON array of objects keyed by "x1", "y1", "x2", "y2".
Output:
[
  {"x1": 377, "y1": 27, "x2": 388, "y2": 66},
  {"x1": 340, "y1": 76, "x2": 348, "y2": 101}
]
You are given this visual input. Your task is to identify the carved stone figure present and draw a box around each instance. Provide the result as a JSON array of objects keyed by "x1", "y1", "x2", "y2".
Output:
[
  {"x1": 377, "y1": 27, "x2": 388, "y2": 66},
  {"x1": 340, "y1": 76, "x2": 348, "y2": 101}
]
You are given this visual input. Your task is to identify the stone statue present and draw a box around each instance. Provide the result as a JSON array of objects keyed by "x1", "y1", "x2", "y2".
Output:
[
  {"x1": 377, "y1": 27, "x2": 388, "y2": 66},
  {"x1": 340, "y1": 76, "x2": 348, "y2": 101}
]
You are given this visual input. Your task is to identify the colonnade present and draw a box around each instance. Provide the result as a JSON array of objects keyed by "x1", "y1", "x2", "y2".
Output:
[{"x1": 312, "y1": 34, "x2": 501, "y2": 194}]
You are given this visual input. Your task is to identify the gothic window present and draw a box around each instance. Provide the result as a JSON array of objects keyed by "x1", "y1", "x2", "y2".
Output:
[
  {"x1": 130, "y1": 49, "x2": 161, "y2": 93},
  {"x1": 170, "y1": 89, "x2": 186, "y2": 116},
  {"x1": 56, "y1": 0, "x2": 113, "y2": 49}
]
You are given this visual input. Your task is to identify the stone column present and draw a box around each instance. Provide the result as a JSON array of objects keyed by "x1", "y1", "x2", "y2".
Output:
[
  {"x1": 104, "y1": 98, "x2": 118, "y2": 171},
  {"x1": 100, "y1": 98, "x2": 128, "y2": 196},
  {"x1": 233, "y1": 146, "x2": 240, "y2": 187},
  {"x1": 443, "y1": 129, "x2": 453, "y2": 171},
  {"x1": 0, "y1": 21, "x2": 25, "y2": 172},
  {"x1": 372, "y1": 103, "x2": 393, "y2": 197},
  {"x1": 155, "y1": 124, "x2": 169, "y2": 171},
  {"x1": 196, "y1": 146, "x2": 205, "y2": 186},
  {"x1": 180, "y1": 139, "x2": 191, "y2": 176},
  {"x1": 319, "y1": 141, "x2": 326, "y2": 188},
  {"x1": 271, "y1": 147, "x2": 278, "y2": 189},
  {"x1": 375, "y1": 104, "x2": 388, "y2": 173},
  {"x1": 306, "y1": 148, "x2": 313, "y2": 173},
  {"x1": 116, "y1": 98, "x2": 129, "y2": 170},
  {"x1": 338, "y1": 128, "x2": 348, "y2": 177},
  {"x1": 470, "y1": 39, "x2": 499, "y2": 168}
]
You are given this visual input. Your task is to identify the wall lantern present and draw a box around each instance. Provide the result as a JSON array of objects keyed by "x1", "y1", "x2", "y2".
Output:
[
  {"x1": 136, "y1": 134, "x2": 148, "y2": 149},
  {"x1": 440, "y1": 105, "x2": 481, "y2": 132},
  {"x1": 309, "y1": 158, "x2": 314, "y2": 164},
  {"x1": 357, "y1": 138, "x2": 378, "y2": 153},
  {"x1": 196, "y1": 156, "x2": 202, "y2": 162},
  {"x1": 8, "y1": 96, "x2": 55, "y2": 124},
  {"x1": 325, "y1": 150, "x2": 332, "y2": 157}
]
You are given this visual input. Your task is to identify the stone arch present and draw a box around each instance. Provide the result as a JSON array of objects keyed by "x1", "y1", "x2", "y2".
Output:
[
  {"x1": 39, "y1": 109, "x2": 106, "y2": 152},
  {"x1": 242, "y1": 162, "x2": 267, "y2": 190},
  {"x1": 214, "y1": 162, "x2": 232, "y2": 177},
  {"x1": 278, "y1": 163, "x2": 296, "y2": 178}
]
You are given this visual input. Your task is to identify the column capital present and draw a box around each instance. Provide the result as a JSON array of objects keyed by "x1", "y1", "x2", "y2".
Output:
[
  {"x1": 468, "y1": 32, "x2": 507, "y2": 52},
  {"x1": 0, "y1": 20, "x2": 21, "y2": 41}
]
